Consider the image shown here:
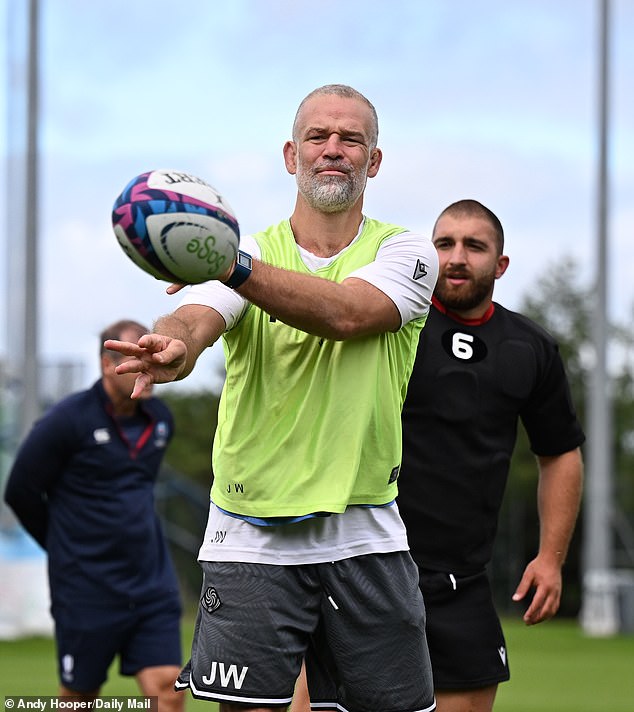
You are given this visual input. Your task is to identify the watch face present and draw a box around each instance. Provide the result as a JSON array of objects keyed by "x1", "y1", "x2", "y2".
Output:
[{"x1": 237, "y1": 252, "x2": 252, "y2": 268}]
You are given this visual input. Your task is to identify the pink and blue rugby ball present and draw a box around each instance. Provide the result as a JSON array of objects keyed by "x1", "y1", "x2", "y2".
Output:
[{"x1": 112, "y1": 169, "x2": 240, "y2": 284}]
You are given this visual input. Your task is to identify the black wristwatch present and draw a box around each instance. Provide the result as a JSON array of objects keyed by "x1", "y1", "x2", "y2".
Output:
[{"x1": 223, "y1": 250, "x2": 253, "y2": 289}]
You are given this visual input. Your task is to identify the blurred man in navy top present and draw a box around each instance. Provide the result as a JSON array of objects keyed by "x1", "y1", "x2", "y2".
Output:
[{"x1": 5, "y1": 319, "x2": 184, "y2": 710}]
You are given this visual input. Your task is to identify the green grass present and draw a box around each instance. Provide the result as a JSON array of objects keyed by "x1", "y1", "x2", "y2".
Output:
[
  {"x1": 495, "y1": 618, "x2": 634, "y2": 711},
  {"x1": 2, "y1": 616, "x2": 633, "y2": 711}
]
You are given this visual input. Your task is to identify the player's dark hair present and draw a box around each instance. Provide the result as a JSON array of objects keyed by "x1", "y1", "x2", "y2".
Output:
[
  {"x1": 434, "y1": 199, "x2": 505, "y2": 254},
  {"x1": 100, "y1": 319, "x2": 148, "y2": 357},
  {"x1": 292, "y1": 84, "x2": 379, "y2": 149}
]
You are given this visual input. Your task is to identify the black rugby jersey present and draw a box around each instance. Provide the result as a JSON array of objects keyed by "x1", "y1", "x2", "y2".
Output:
[{"x1": 398, "y1": 298, "x2": 585, "y2": 575}]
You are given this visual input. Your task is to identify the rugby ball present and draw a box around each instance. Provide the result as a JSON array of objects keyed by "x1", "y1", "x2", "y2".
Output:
[{"x1": 112, "y1": 169, "x2": 240, "y2": 283}]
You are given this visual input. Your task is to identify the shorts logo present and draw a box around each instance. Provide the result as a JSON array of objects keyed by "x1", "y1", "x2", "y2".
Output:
[
  {"x1": 61, "y1": 653, "x2": 74, "y2": 682},
  {"x1": 201, "y1": 586, "x2": 222, "y2": 614},
  {"x1": 202, "y1": 661, "x2": 249, "y2": 689},
  {"x1": 498, "y1": 646, "x2": 507, "y2": 666}
]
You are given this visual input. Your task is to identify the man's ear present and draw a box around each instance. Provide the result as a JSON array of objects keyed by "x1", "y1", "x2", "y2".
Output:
[
  {"x1": 367, "y1": 147, "x2": 383, "y2": 178},
  {"x1": 283, "y1": 140, "x2": 298, "y2": 175},
  {"x1": 495, "y1": 255, "x2": 510, "y2": 280},
  {"x1": 101, "y1": 353, "x2": 111, "y2": 371}
]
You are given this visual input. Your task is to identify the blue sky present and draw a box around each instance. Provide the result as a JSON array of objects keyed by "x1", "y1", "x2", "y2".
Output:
[{"x1": 1, "y1": 0, "x2": 633, "y2": 393}]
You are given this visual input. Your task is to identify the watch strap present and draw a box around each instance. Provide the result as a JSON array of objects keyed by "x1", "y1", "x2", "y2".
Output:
[{"x1": 223, "y1": 250, "x2": 253, "y2": 289}]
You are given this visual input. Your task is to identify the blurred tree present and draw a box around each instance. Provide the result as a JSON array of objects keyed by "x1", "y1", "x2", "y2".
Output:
[
  {"x1": 162, "y1": 390, "x2": 221, "y2": 488},
  {"x1": 492, "y1": 258, "x2": 634, "y2": 617},
  {"x1": 156, "y1": 390, "x2": 221, "y2": 602}
]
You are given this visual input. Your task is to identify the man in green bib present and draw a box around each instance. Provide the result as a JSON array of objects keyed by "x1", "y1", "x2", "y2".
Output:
[{"x1": 107, "y1": 84, "x2": 439, "y2": 712}]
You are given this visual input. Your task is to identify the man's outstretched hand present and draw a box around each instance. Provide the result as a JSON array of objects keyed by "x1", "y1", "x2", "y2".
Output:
[{"x1": 104, "y1": 333, "x2": 188, "y2": 398}]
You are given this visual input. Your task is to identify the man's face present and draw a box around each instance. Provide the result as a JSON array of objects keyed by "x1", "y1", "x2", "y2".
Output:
[
  {"x1": 285, "y1": 95, "x2": 381, "y2": 213},
  {"x1": 105, "y1": 354, "x2": 153, "y2": 400},
  {"x1": 432, "y1": 214, "x2": 509, "y2": 317}
]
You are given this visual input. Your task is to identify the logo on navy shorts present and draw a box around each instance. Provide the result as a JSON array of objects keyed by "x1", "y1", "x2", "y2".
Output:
[
  {"x1": 61, "y1": 654, "x2": 74, "y2": 682},
  {"x1": 201, "y1": 586, "x2": 222, "y2": 614}
]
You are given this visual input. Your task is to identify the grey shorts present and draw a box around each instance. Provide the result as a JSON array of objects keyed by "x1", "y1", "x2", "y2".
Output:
[
  {"x1": 176, "y1": 552, "x2": 435, "y2": 711},
  {"x1": 418, "y1": 568, "x2": 510, "y2": 690}
]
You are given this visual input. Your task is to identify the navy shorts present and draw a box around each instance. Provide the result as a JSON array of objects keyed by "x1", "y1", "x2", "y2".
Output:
[
  {"x1": 53, "y1": 595, "x2": 182, "y2": 693},
  {"x1": 418, "y1": 568, "x2": 510, "y2": 690},
  {"x1": 177, "y1": 553, "x2": 435, "y2": 711}
]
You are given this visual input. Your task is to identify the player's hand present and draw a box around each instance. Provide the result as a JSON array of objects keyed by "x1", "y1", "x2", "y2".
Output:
[
  {"x1": 104, "y1": 334, "x2": 188, "y2": 398},
  {"x1": 512, "y1": 556, "x2": 563, "y2": 625}
]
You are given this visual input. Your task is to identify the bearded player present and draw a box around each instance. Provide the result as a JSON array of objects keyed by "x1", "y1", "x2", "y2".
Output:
[{"x1": 398, "y1": 199, "x2": 585, "y2": 712}]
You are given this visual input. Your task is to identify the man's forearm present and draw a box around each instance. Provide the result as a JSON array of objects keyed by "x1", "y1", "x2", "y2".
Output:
[
  {"x1": 234, "y1": 259, "x2": 401, "y2": 339},
  {"x1": 537, "y1": 449, "x2": 584, "y2": 563}
]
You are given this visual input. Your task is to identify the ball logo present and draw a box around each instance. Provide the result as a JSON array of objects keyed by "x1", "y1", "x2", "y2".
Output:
[
  {"x1": 158, "y1": 219, "x2": 230, "y2": 279},
  {"x1": 161, "y1": 170, "x2": 213, "y2": 188},
  {"x1": 186, "y1": 233, "x2": 227, "y2": 276}
]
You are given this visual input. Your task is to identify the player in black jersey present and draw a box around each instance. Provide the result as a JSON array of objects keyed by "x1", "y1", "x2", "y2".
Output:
[{"x1": 398, "y1": 200, "x2": 585, "y2": 712}]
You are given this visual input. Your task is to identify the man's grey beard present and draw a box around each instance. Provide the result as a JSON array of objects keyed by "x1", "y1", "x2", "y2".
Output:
[{"x1": 296, "y1": 160, "x2": 367, "y2": 213}]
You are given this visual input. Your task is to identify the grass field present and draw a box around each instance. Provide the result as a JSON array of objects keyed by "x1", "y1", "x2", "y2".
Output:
[{"x1": 2, "y1": 616, "x2": 633, "y2": 711}]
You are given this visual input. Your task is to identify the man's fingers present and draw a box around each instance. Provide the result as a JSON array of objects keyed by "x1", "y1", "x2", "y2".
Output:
[
  {"x1": 512, "y1": 573, "x2": 531, "y2": 601},
  {"x1": 131, "y1": 373, "x2": 154, "y2": 399}
]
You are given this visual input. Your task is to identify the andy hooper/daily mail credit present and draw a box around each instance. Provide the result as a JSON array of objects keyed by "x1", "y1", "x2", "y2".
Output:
[{"x1": 5, "y1": 699, "x2": 154, "y2": 711}]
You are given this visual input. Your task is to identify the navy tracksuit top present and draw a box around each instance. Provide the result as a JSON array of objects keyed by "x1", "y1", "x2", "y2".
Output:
[{"x1": 4, "y1": 380, "x2": 180, "y2": 609}]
